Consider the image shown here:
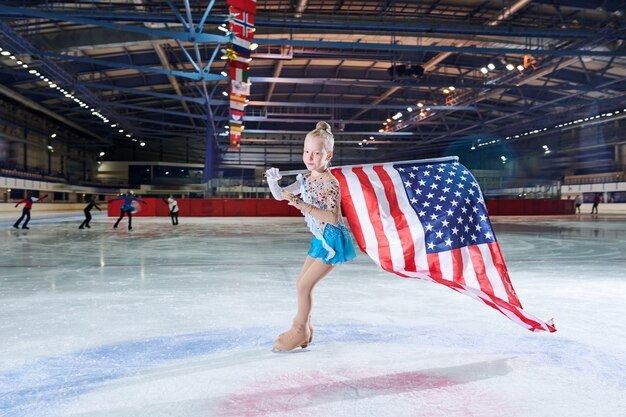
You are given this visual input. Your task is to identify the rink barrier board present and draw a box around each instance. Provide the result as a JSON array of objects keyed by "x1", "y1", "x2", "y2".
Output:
[
  {"x1": 107, "y1": 198, "x2": 301, "y2": 217},
  {"x1": 107, "y1": 198, "x2": 575, "y2": 217},
  {"x1": 485, "y1": 199, "x2": 574, "y2": 215}
]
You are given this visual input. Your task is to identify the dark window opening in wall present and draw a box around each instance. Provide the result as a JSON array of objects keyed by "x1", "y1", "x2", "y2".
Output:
[{"x1": 128, "y1": 165, "x2": 152, "y2": 186}]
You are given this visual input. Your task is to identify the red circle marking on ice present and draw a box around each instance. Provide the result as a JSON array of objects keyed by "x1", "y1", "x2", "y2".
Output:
[{"x1": 217, "y1": 368, "x2": 509, "y2": 417}]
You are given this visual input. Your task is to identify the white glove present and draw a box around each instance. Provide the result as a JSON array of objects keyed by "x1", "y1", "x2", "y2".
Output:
[
  {"x1": 265, "y1": 167, "x2": 282, "y2": 181},
  {"x1": 265, "y1": 167, "x2": 284, "y2": 200}
]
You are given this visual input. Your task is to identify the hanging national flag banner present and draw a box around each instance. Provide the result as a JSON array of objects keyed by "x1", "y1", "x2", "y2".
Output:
[
  {"x1": 227, "y1": 0, "x2": 256, "y2": 14},
  {"x1": 229, "y1": 100, "x2": 245, "y2": 111},
  {"x1": 229, "y1": 131, "x2": 241, "y2": 150},
  {"x1": 229, "y1": 93, "x2": 246, "y2": 103},
  {"x1": 226, "y1": 1, "x2": 255, "y2": 152},
  {"x1": 230, "y1": 113, "x2": 244, "y2": 125},
  {"x1": 230, "y1": 109, "x2": 244, "y2": 120},
  {"x1": 231, "y1": 43, "x2": 251, "y2": 58},
  {"x1": 230, "y1": 35, "x2": 251, "y2": 50},
  {"x1": 331, "y1": 157, "x2": 556, "y2": 332},
  {"x1": 229, "y1": 63, "x2": 248, "y2": 82},
  {"x1": 228, "y1": 9, "x2": 255, "y2": 40},
  {"x1": 224, "y1": 48, "x2": 251, "y2": 64},
  {"x1": 231, "y1": 80, "x2": 250, "y2": 96}
]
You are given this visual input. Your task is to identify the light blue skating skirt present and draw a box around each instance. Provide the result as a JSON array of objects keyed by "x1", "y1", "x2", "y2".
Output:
[{"x1": 308, "y1": 223, "x2": 356, "y2": 265}]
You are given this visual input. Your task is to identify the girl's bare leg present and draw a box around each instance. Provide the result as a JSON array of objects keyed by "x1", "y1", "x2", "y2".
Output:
[
  {"x1": 294, "y1": 258, "x2": 334, "y2": 325},
  {"x1": 273, "y1": 257, "x2": 334, "y2": 351}
]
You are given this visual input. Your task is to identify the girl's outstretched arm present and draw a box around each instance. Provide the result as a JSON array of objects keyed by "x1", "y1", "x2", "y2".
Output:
[{"x1": 265, "y1": 168, "x2": 300, "y2": 201}]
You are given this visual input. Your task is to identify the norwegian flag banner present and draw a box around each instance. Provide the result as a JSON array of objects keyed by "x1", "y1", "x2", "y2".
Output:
[
  {"x1": 331, "y1": 156, "x2": 556, "y2": 332},
  {"x1": 228, "y1": 9, "x2": 255, "y2": 40}
]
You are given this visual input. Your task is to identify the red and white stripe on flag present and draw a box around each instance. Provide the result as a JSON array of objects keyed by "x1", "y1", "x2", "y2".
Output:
[{"x1": 331, "y1": 158, "x2": 556, "y2": 332}]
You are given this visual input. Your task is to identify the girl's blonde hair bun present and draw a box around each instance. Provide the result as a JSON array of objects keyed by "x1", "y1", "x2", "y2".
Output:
[{"x1": 316, "y1": 121, "x2": 332, "y2": 133}]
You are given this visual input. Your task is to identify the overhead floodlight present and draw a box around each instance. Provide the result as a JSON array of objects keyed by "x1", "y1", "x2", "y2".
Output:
[
  {"x1": 220, "y1": 71, "x2": 228, "y2": 76},
  {"x1": 140, "y1": 142, "x2": 146, "y2": 147},
  {"x1": 406, "y1": 107, "x2": 413, "y2": 112},
  {"x1": 250, "y1": 43, "x2": 259, "y2": 51},
  {"x1": 222, "y1": 91, "x2": 228, "y2": 96},
  {"x1": 1, "y1": 51, "x2": 11, "y2": 56},
  {"x1": 517, "y1": 65, "x2": 525, "y2": 71},
  {"x1": 50, "y1": 133, "x2": 57, "y2": 138},
  {"x1": 506, "y1": 64, "x2": 515, "y2": 71},
  {"x1": 417, "y1": 102, "x2": 424, "y2": 108},
  {"x1": 448, "y1": 86, "x2": 455, "y2": 91},
  {"x1": 480, "y1": 67, "x2": 488, "y2": 74},
  {"x1": 99, "y1": 151, "x2": 105, "y2": 157},
  {"x1": 487, "y1": 63, "x2": 495, "y2": 70}
]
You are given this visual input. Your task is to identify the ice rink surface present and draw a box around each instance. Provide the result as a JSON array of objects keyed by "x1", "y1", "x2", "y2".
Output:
[{"x1": 1, "y1": 213, "x2": 625, "y2": 417}]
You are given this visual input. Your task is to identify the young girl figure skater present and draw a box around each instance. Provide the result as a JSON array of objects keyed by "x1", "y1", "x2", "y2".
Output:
[
  {"x1": 265, "y1": 121, "x2": 356, "y2": 352},
  {"x1": 110, "y1": 191, "x2": 146, "y2": 231}
]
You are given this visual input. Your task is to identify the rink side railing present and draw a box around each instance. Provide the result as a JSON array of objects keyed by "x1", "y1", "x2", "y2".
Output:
[
  {"x1": 107, "y1": 198, "x2": 302, "y2": 217},
  {"x1": 107, "y1": 198, "x2": 575, "y2": 217}
]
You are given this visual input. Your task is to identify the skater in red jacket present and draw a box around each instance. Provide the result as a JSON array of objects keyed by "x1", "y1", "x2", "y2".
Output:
[{"x1": 13, "y1": 192, "x2": 48, "y2": 229}]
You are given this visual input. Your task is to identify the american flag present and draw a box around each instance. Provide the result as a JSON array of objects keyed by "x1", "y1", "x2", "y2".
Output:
[{"x1": 332, "y1": 157, "x2": 556, "y2": 332}]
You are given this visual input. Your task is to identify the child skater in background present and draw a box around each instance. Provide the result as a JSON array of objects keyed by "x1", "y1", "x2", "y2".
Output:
[
  {"x1": 13, "y1": 192, "x2": 48, "y2": 229},
  {"x1": 110, "y1": 191, "x2": 146, "y2": 231},
  {"x1": 265, "y1": 121, "x2": 356, "y2": 352},
  {"x1": 162, "y1": 195, "x2": 179, "y2": 225},
  {"x1": 79, "y1": 196, "x2": 102, "y2": 229}
]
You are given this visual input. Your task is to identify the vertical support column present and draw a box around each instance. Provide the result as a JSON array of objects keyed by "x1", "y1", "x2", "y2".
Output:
[
  {"x1": 48, "y1": 144, "x2": 52, "y2": 175},
  {"x1": 82, "y1": 152, "x2": 87, "y2": 181},
  {"x1": 23, "y1": 127, "x2": 28, "y2": 171},
  {"x1": 615, "y1": 144, "x2": 626, "y2": 173},
  {"x1": 203, "y1": 114, "x2": 216, "y2": 182}
]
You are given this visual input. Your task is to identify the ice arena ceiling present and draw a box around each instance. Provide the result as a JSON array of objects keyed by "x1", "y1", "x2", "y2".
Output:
[{"x1": 0, "y1": 1, "x2": 624, "y2": 168}]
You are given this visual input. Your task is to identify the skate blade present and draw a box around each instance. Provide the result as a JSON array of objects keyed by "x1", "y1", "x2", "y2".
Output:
[{"x1": 271, "y1": 347, "x2": 310, "y2": 354}]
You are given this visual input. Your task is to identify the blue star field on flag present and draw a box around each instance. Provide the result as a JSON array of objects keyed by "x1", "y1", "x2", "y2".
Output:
[{"x1": 394, "y1": 161, "x2": 496, "y2": 254}]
